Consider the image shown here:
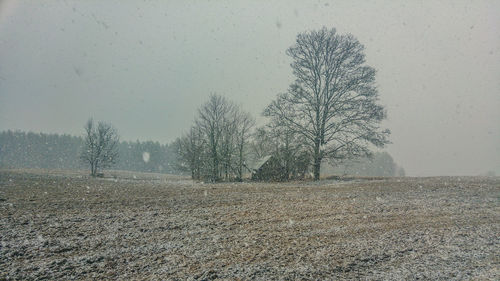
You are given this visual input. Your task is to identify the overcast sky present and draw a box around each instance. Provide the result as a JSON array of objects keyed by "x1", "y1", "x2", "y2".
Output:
[{"x1": 0, "y1": 0, "x2": 499, "y2": 176}]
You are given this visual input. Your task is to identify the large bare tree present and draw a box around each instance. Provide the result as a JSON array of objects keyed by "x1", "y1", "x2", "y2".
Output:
[
  {"x1": 80, "y1": 118, "x2": 119, "y2": 177},
  {"x1": 265, "y1": 27, "x2": 390, "y2": 181}
]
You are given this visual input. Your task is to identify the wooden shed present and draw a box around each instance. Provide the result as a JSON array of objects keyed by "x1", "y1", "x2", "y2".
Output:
[{"x1": 250, "y1": 155, "x2": 286, "y2": 181}]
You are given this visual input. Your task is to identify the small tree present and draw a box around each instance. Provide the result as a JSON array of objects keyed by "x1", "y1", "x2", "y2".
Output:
[
  {"x1": 80, "y1": 118, "x2": 119, "y2": 177},
  {"x1": 251, "y1": 121, "x2": 309, "y2": 180},
  {"x1": 196, "y1": 95, "x2": 232, "y2": 182},
  {"x1": 174, "y1": 126, "x2": 205, "y2": 180},
  {"x1": 234, "y1": 111, "x2": 255, "y2": 181},
  {"x1": 178, "y1": 94, "x2": 255, "y2": 182}
]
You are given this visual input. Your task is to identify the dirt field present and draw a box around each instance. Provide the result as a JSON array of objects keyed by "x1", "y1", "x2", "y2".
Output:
[{"x1": 0, "y1": 170, "x2": 499, "y2": 280}]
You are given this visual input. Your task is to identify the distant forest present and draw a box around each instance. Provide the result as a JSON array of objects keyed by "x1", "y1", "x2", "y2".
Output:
[
  {"x1": 0, "y1": 130, "x2": 177, "y2": 174},
  {"x1": 0, "y1": 130, "x2": 404, "y2": 177},
  {"x1": 322, "y1": 152, "x2": 405, "y2": 177}
]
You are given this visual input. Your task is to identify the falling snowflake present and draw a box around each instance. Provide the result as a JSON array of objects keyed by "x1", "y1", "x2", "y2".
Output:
[{"x1": 142, "y1": 152, "x2": 150, "y2": 163}]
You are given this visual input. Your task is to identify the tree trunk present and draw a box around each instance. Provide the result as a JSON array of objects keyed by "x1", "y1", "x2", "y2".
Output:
[
  {"x1": 313, "y1": 139, "x2": 321, "y2": 181},
  {"x1": 238, "y1": 146, "x2": 243, "y2": 182},
  {"x1": 196, "y1": 161, "x2": 200, "y2": 180},
  {"x1": 212, "y1": 152, "x2": 218, "y2": 182},
  {"x1": 284, "y1": 132, "x2": 290, "y2": 180}
]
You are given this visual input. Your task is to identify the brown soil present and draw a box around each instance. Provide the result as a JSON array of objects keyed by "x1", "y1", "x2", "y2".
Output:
[{"x1": 0, "y1": 170, "x2": 498, "y2": 280}]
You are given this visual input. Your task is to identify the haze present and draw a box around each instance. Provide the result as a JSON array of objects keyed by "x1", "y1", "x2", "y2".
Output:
[{"x1": 0, "y1": 0, "x2": 498, "y2": 176}]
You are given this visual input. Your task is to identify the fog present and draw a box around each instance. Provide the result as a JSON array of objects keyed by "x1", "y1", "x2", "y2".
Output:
[{"x1": 0, "y1": 0, "x2": 498, "y2": 176}]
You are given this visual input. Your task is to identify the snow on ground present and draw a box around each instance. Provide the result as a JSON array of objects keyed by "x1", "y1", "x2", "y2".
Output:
[{"x1": 0, "y1": 170, "x2": 499, "y2": 280}]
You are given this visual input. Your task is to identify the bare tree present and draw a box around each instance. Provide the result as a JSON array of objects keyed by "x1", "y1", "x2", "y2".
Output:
[
  {"x1": 179, "y1": 95, "x2": 255, "y2": 182},
  {"x1": 251, "y1": 127, "x2": 274, "y2": 160},
  {"x1": 174, "y1": 125, "x2": 205, "y2": 180},
  {"x1": 220, "y1": 105, "x2": 238, "y2": 180},
  {"x1": 269, "y1": 118, "x2": 299, "y2": 179},
  {"x1": 80, "y1": 118, "x2": 119, "y2": 177},
  {"x1": 234, "y1": 110, "x2": 255, "y2": 181},
  {"x1": 196, "y1": 95, "x2": 235, "y2": 182},
  {"x1": 251, "y1": 119, "x2": 308, "y2": 180},
  {"x1": 265, "y1": 27, "x2": 390, "y2": 181}
]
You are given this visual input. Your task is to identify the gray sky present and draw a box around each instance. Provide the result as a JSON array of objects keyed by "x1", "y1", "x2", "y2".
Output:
[{"x1": 0, "y1": 0, "x2": 499, "y2": 176}]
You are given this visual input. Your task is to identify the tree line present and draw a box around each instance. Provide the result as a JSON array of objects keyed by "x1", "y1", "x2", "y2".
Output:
[
  {"x1": 0, "y1": 130, "x2": 177, "y2": 174},
  {"x1": 0, "y1": 128, "x2": 403, "y2": 178},
  {"x1": 323, "y1": 151, "x2": 405, "y2": 177}
]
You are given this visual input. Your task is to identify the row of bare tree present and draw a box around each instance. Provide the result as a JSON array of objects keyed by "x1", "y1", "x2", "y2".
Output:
[
  {"x1": 175, "y1": 95, "x2": 255, "y2": 182},
  {"x1": 177, "y1": 27, "x2": 389, "y2": 181},
  {"x1": 80, "y1": 27, "x2": 390, "y2": 180}
]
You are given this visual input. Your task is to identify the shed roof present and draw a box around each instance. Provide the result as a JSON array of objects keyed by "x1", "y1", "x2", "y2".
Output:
[{"x1": 250, "y1": 155, "x2": 272, "y2": 171}]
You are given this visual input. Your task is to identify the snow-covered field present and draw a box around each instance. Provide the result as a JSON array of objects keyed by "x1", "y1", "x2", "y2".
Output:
[{"x1": 1, "y1": 170, "x2": 499, "y2": 280}]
